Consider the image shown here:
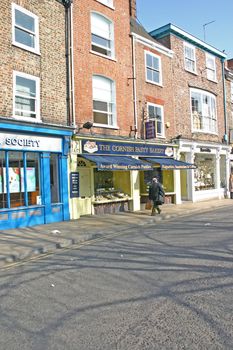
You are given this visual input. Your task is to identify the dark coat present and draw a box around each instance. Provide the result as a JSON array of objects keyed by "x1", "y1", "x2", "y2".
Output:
[{"x1": 149, "y1": 182, "x2": 165, "y2": 204}]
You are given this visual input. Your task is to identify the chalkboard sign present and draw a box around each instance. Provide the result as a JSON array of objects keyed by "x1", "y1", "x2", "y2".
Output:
[{"x1": 70, "y1": 172, "x2": 79, "y2": 198}]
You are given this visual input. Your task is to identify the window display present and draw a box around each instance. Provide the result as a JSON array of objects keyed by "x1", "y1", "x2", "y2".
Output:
[
  {"x1": 94, "y1": 170, "x2": 130, "y2": 202},
  {"x1": 194, "y1": 154, "x2": 216, "y2": 190}
]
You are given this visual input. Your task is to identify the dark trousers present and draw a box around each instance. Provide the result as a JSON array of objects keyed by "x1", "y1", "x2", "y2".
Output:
[{"x1": 231, "y1": 192, "x2": 233, "y2": 199}]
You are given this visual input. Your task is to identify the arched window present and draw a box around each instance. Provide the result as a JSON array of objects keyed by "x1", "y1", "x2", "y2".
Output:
[{"x1": 91, "y1": 12, "x2": 114, "y2": 58}]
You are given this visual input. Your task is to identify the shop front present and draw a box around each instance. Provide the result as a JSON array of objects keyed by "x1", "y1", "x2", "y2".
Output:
[
  {"x1": 174, "y1": 140, "x2": 231, "y2": 202},
  {"x1": 0, "y1": 123, "x2": 72, "y2": 229},
  {"x1": 70, "y1": 137, "x2": 195, "y2": 218}
]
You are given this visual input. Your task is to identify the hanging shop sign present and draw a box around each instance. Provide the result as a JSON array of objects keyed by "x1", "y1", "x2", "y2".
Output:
[
  {"x1": 0, "y1": 132, "x2": 62, "y2": 152},
  {"x1": 81, "y1": 139, "x2": 174, "y2": 158}
]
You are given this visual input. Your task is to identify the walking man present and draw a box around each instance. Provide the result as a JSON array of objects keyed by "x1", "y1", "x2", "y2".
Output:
[{"x1": 149, "y1": 177, "x2": 165, "y2": 216}]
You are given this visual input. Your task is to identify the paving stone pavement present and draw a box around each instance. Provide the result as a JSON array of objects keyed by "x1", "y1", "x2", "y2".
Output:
[{"x1": 0, "y1": 198, "x2": 232, "y2": 268}]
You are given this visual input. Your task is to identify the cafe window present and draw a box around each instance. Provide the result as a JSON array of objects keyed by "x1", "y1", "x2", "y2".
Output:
[{"x1": 194, "y1": 154, "x2": 216, "y2": 191}]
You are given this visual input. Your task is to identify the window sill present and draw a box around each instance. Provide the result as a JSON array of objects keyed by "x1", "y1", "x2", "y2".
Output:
[
  {"x1": 95, "y1": 0, "x2": 115, "y2": 10},
  {"x1": 185, "y1": 69, "x2": 198, "y2": 76},
  {"x1": 93, "y1": 123, "x2": 119, "y2": 130},
  {"x1": 145, "y1": 80, "x2": 163, "y2": 87},
  {"x1": 12, "y1": 115, "x2": 42, "y2": 123},
  {"x1": 207, "y1": 78, "x2": 218, "y2": 84},
  {"x1": 12, "y1": 43, "x2": 41, "y2": 56},
  {"x1": 192, "y1": 129, "x2": 218, "y2": 136},
  {"x1": 90, "y1": 50, "x2": 116, "y2": 62}
]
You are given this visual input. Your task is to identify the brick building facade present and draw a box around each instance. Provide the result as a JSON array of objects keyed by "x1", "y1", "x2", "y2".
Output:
[
  {"x1": 0, "y1": 0, "x2": 72, "y2": 229},
  {"x1": 151, "y1": 24, "x2": 231, "y2": 202}
]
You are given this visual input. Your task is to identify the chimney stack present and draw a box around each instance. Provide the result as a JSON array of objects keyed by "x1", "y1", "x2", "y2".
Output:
[{"x1": 129, "y1": 0, "x2": 137, "y2": 18}]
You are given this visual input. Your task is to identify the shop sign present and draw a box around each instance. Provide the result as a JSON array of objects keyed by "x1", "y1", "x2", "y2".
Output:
[
  {"x1": 145, "y1": 121, "x2": 156, "y2": 139},
  {"x1": 70, "y1": 172, "x2": 79, "y2": 198},
  {"x1": 0, "y1": 133, "x2": 62, "y2": 152},
  {"x1": 200, "y1": 147, "x2": 211, "y2": 152},
  {"x1": 82, "y1": 139, "x2": 174, "y2": 157}
]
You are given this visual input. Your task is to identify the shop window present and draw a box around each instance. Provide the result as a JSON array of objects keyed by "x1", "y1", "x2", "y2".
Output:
[
  {"x1": 13, "y1": 71, "x2": 40, "y2": 121},
  {"x1": 26, "y1": 153, "x2": 41, "y2": 205},
  {"x1": 220, "y1": 155, "x2": 226, "y2": 189},
  {"x1": 191, "y1": 88, "x2": 217, "y2": 133},
  {"x1": 145, "y1": 51, "x2": 162, "y2": 85},
  {"x1": 194, "y1": 154, "x2": 216, "y2": 191},
  {"x1": 50, "y1": 154, "x2": 60, "y2": 203},
  {"x1": 8, "y1": 151, "x2": 24, "y2": 208},
  {"x1": 0, "y1": 152, "x2": 7, "y2": 209},
  {"x1": 91, "y1": 12, "x2": 114, "y2": 58},
  {"x1": 12, "y1": 3, "x2": 39, "y2": 54},
  {"x1": 93, "y1": 75, "x2": 116, "y2": 127},
  {"x1": 184, "y1": 42, "x2": 196, "y2": 74},
  {"x1": 94, "y1": 169, "x2": 130, "y2": 201}
]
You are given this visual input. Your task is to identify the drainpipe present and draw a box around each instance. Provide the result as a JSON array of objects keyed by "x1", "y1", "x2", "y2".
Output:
[
  {"x1": 131, "y1": 34, "x2": 138, "y2": 138},
  {"x1": 221, "y1": 58, "x2": 228, "y2": 143},
  {"x1": 70, "y1": 2, "x2": 76, "y2": 128},
  {"x1": 62, "y1": 0, "x2": 73, "y2": 126}
]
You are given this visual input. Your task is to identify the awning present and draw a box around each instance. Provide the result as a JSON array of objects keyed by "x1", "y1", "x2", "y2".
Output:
[
  {"x1": 80, "y1": 154, "x2": 153, "y2": 171},
  {"x1": 143, "y1": 157, "x2": 196, "y2": 170}
]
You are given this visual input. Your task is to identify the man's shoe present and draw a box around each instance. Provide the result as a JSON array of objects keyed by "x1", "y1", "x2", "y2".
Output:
[{"x1": 151, "y1": 212, "x2": 156, "y2": 216}]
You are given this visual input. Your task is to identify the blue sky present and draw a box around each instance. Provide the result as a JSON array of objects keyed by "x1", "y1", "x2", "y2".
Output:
[{"x1": 136, "y1": 0, "x2": 233, "y2": 59}]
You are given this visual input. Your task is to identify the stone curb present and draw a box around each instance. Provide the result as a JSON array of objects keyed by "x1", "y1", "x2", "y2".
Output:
[{"x1": 0, "y1": 202, "x2": 229, "y2": 268}]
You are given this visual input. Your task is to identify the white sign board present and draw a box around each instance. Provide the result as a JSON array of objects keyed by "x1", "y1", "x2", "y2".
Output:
[{"x1": 0, "y1": 133, "x2": 62, "y2": 152}]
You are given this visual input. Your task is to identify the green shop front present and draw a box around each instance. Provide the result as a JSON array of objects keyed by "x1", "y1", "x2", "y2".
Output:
[{"x1": 70, "y1": 137, "x2": 195, "y2": 218}]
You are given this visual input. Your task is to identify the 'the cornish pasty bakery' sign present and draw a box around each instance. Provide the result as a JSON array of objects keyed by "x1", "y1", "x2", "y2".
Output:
[{"x1": 82, "y1": 139, "x2": 174, "y2": 157}]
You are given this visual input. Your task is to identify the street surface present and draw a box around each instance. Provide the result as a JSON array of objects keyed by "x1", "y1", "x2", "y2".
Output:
[{"x1": 0, "y1": 207, "x2": 233, "y2": 349}]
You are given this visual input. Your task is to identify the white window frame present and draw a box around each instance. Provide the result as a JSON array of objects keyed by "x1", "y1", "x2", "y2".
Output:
[
  {"x1": 206, "y1": 53, "x2": 217, "y2": 81},
  {"x1": 92, "y1": 75, "x2": 116, "y2": 128},
  {"x1": 96, "y1": 0, "x2": 114, "y2": 9},
  {"x1": 230, "y1": 82, "x2": 233, "y2": 103},
  {"x1": 184, "y1": 42, "x2": 196, "y2": 74},
  {"x1": 12, "y1": 3, "x2": 39, "y2": 54},
  {"x1": 13, "y1": 71, "x2": 41, "y2": 122},
  {"x1": 145, "y1": 51, "x2": 162, "y2": 86},
  {"x1": 147, "y1": 103, "x2": 165, "y2": 138},
  {"x1": 190, "y1": 88, "x2": 217, "y2": 134},
  {"x1": 91, "y1": 12, "x2": 114, "y2": 58}
]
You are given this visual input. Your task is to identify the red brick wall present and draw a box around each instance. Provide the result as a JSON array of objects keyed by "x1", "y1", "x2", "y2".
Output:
[
  {"x1": 72, "y1": 0, "x2": 134, "y2": 138},
  {"x1": 0, "y1": 0, "x2": 68, "y2": 125},
  {"x1": 167, "y1": 35, "x2": 226, "y2": 143},
  {"x1": 134, "y1": 41, "x2": 175, "y2": 141}
]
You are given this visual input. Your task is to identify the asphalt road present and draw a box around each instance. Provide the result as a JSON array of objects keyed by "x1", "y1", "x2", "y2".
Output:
[{"x1": 1, "y1": 207, "x2": 233, "y2": 350}]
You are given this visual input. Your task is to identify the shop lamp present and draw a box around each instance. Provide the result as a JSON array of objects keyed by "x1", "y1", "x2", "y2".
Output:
[{"x1": 77, "y1": 121, "x2": 93, "y2": 132}]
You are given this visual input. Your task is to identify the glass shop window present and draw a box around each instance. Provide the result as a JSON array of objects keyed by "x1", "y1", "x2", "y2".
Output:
[
  {"x1": 8, "y1": 151, "x2": 24, "y2": 208},
  {"x1": 141, "y1": 169, "x2": 162, "y2": 194},
  {"x1": 220, "y1": 155, "x2": 226, "y2": 189},
  {"x1": 50, "y1": 154, "x2": 60, "y2": 203},
  {"x1": 0, "y1": 152, "x2": 7, "y2": 209},
  {"x1": 94, "y1": 169, "x2": 130, "y2": 200},
  {"x1": 194, "y1": 154, "x2": 216, "y2": 191},
  {"x1": 26, "y1": 152, "x2": 41, "y2": 205}
]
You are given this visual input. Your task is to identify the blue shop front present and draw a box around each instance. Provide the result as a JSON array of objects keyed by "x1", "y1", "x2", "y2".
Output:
[{"x1": 0, "y1": 122, "x2": 72, "y2": 229}]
